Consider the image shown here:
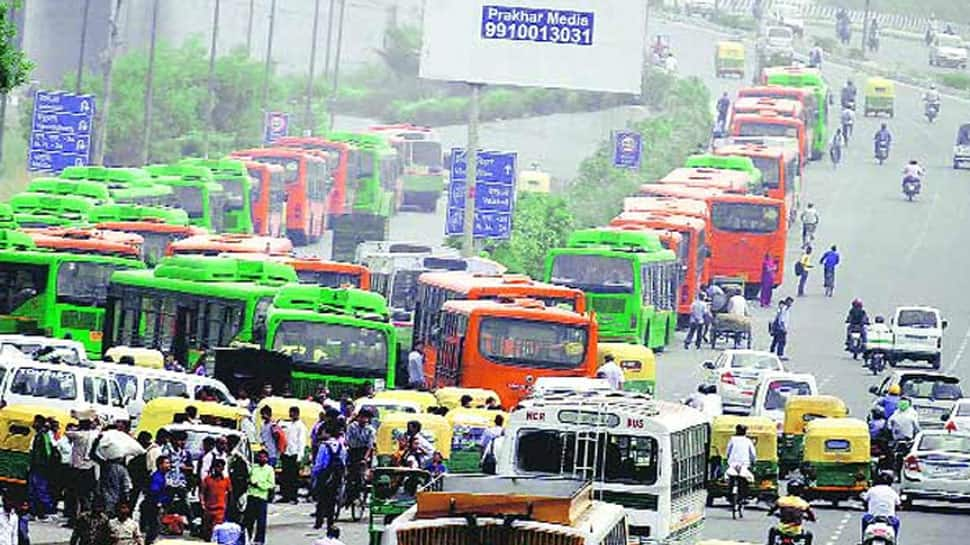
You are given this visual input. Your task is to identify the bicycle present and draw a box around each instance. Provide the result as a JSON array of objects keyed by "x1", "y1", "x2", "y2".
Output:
[
  {"x1": 727, "y1": 474, "x2": 747, "y2": 519},
  {"x1": 338, "y1": 457, "x2": 370, "y2": 522}
]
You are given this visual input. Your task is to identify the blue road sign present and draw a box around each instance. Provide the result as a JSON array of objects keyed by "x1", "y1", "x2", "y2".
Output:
[
  {"x1": 264, "y1": 111, "x2": 289, "y2": 144},
  {"x1": 481, "y1": 5, "x2": 595, "y2": 47},
  {"x1": 446, "y1": 148, "x2": 517, "y2": 240},
  {"x1": 28, "y1": 89, "x2": 96, "y2": 174},
  {"x1": 612, "y1": 130, "x2": 642, "y2": 169}
]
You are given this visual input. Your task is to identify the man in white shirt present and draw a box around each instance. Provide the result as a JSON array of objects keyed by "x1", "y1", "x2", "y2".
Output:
[
  {"x1": 597, "y1": 354, "x2": 625, "y2": 390},
  {"x1": 0, "y1": 499, "x2": 17, "y2": 545},
  {"x1": 408, "y1": 343, "x2": 426, "y2": 390},
  {"x1": 199, "y1": 435, "x2": 229, "y2": 486},
  {"x1": 724, "y1": 424, "x2": 756, "y2": 500},
  {"x1": 685, "y1": 384, "x2": 723, "y2": 419},
  {"x1": 726, "y1": 290, "x2": 749, "y2": 317},
  {"x1": 861, "y1": 471, "x2": 901, "y2": 540},
  {"x1": 280, "y1": 406, "x2": 308, "y2": 503},
  {"x1": 664, "y1": 52, "x2": 678, "y2": 73},
  {"x1": 888, "y1": 399, "x2": 921, "y2": 442}
]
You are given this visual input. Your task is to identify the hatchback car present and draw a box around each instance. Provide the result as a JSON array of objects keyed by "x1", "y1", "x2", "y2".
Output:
[
  {"x1": 901, "y1": 430, "x2": 970, "y2": 507},
  {"x1": 702, "y1": 349, "x2": 785, "y2": 413},
  {"x1": 870, "y1": 371, "x2": 963, "y2": 428}
]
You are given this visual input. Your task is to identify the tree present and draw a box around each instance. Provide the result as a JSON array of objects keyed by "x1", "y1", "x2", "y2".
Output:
[
  {"x1": 485, "y1": 193, "x2": 575, "y2": 280},
  {"x1": 0, "y1": 2, "x2": 31, "y2": 94}
]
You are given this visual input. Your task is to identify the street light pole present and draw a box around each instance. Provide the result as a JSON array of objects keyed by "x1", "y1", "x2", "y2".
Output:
[
  {"x1": 328, "y1": 0, "x2": 346, "y2": 131},
  {"x1": 461, "y1": 84, "x2": 482, "y2": 257},
  {"x1": 304, "y1": 0, "x2": 322, "y2": 136},
  {"x1": 262, "y1": 0, "x2": 278, "y2": 115},
  {"x1": 862, "y1": 0, "x2": 871, "y2": 56},
  {"x1": 203, "y1": 0, "x2": 220, "y2": 158},
  {"x1": 75, "y1": 0, "x2": 91, "y2": 93},
  {"x1": 140, "y1": 0, "x2": 160, "y2": 165}
]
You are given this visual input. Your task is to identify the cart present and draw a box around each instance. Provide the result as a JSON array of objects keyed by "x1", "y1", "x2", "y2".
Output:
[{"x1": 711, "y1": 313, "x2": 753, "y2": 349}]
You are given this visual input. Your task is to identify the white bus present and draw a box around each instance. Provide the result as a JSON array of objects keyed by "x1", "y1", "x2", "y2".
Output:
[{"x1": 496, "y1": 392, "x2": 710, "y2": 545}]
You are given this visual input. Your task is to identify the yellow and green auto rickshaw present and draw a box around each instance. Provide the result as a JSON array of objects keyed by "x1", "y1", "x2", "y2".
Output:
[
  {"x1": 864, "y1": 77, "x2": 895, "y2": 118},
  {"x1": 800, "y1": 418, "x2": 871, "y2": 506},
  {"x1": 135, "y1": 397, "x2": 254, "y2": 441},
  {"x1": 370, "y1": 390, "x2": 439, "y2": 414},
  {"x1": 779, "y1": 395, "x2": 849, "y2": 475},
  {"x1": 434, "y1": 387, "x2": 500, "y2": 410},
  {"x1": 104, "y1": 346, "x2": 165, "y2": 369},
  {"x1": 597, "y1": 342, "x2": 656, "y2": 395},
  {"x1": 446, "y1": 407, "x2": 507, "y2": 473},
  {"x1": 706, "y1": 415, "x2": 778, "y2": 506},
  {"x1": 715, "y1": 40, "x2": 746, "y2": 79},
  {"x1": 0, "y1": 405, "x2": 75, "y2": 493},
  {"x1": 374, "y1": 412, "x2": 453, "y2": 467}
]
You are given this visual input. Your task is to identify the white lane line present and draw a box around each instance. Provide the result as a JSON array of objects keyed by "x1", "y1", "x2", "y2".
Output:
[
  {"x1": 946, "y1": 322, "x2": 970, "y2": 374},
  {"x1": 901, "y1": 190, "x2": 940, "y2": 269}
]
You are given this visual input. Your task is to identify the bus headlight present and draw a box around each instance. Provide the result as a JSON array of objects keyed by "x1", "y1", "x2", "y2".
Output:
[{"x1": 374, "y1": 379, "x2": 386, "y2": 391}]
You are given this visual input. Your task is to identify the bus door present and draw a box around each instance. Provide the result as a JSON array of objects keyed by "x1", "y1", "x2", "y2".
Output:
[{"x1": 433, "y1": 311, "x2": 466, "y2": 389}]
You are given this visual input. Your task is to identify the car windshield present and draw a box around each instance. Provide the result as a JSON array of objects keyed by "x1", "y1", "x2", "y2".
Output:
[
  {"x1": 897, "y1": 310, "x2": 938, "y2": 328},
  {"x1": 900, "y1": 376, "x2": 962, "y2": 400},
  {"x1": 515, "y1": 429, "x2": 658, "y2": 485},
  {"x1": 272, "y1": 320, "x2": 389, "y2": 377},
  {"x1": 711, "y1": 202, "x2": 781, "y2": 233},
  {"x1": 731, "y1": 353, "x2": 782, "y2": 370},
  {"x1": 738, "y1": 122, "x2": 799, "y2": 138},
  {"x1": 478, "y1": 317, "x2": 588, "y2": 370},
  {"x1": 9, "y1": 367, "x2": 77, "y2": 400},
  {"x1": 768, "y1": 28, "x2": 792, "y2": 40},
  {"x1": 918, "y1": 433, "x2": 970, "y2": 454},
  {"x1": 550, "y1": 254, "x2": 634, "y2": 294},
  {"x1": 938, "y1": 35, "x2": 963, "y2": 48},
  {"x1": 752, "y1": 157, "x2": 781, "y2": 189},
  {"x1": 171, "y1": 186, "x2": 204, "y2": 218},
  {"x1": 763, "y1": 380, "x2": 812, "y2": 410},
  {"x1": 57, "y1": 262, "x2": 129, "y2": 306}
]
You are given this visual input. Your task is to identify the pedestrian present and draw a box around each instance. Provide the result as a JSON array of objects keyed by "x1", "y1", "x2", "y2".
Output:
[
  {"x1": 161, "y1": 431, "x2": 192, "y2": 523},
  {"x1": 819, "y1": 245, "x2": 840, "y2": 297},
  {"x1": 770, "y1": 297, "x2": 794, "y2": 359},
  {"x1": 799, "y1": 203, "x2": 819, "y2": 248},
  {"x1": 257, "y1": 406, "x2": 283, "y2": 468},
  {"x1": 127, "y1": 432, "x2": 152, "y2": 510},
  {"x1": 97, "y1": 453, "x2": 133, "y2": 517},
  {"x1": 407, "y1": 342, "x2": 426, "y2": 389},
  {"x1": 280, "y1": 406, "x2": 307, "y2": 504},
  {"x1": 597, "y1": 354, "x2": 625, "y2": 390},
  {"x1": 759, "y1": 253, "x2": 777, "y2": 307},
  {"x1": 716, "y1": 92, "x2": 731, "y2": 132},
  {"x1": 65, "y1": 412, "x2": 99, "y2": 527},
  {"x1": 684, "y1": 292, "x2": 707, "y2": 349},
  {"x1": 841, "y1": 106, "x2": 855, "y2": 146},
  {"x1": 198, "y1": 436, "x2": 229, "y2": 494},
  {"x1": 211, "y1": 519, "x2": 245, "y2": 545},
  {"x1": 244, "y1": 450, "x2": 275, "y2": 545},
  {"x1": 311, "y1": 424, "x2": 346, "y2": 532},
  {"x1": 48, "y1": 417, "x2": 71, "y2": 519},
  {"x1": 141, "y1": 455, "x2": 171, "y2": 545},
  {"x1": 27, "y1": 415, "x2": 53, "y2": 520},
  {"x1": 795, "y1": 246, "x2": 813, "y2": 297},
  {"x1": 201, "y1": 459, "x2": 232, "y2": 540},
  {"x1": 108, "y1": 501, "x2": 141, "y2": 545},
  {"x1": 235, "y1": 388, "x2": 253, "y2": 412},
  {"x1": 830, "y1": 127, "x2": 843, "y2": 168},
  {"x1": 0, "y1": 497, "x2": 18, "y2": 545},
  {"x1": 70, "y1": 497, "x2": 111, "y2": 545},
  {"x1": 459, "y1": 395, "x2": 473, "y2": 409},
  {"x1": 345, "y1": 408, "x2": 376, "y2": 482},
  {"x1": 314, "y1": 526, "x2": 346, "y2": 545},
  {"x1": 405, "y1": 420, "x2": 434, "y2": 467},
  {"x1": 425, "y1": 451, "x2": 448, "y2": 476},
  {"x1": 224, "y1": 435, "x2": 250, "y2": 525}
]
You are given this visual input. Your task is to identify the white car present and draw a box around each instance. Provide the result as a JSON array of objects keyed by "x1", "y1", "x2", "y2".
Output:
[
  {"x1": 889, "y1": 306, "x2": 946, "y2": 368},
  {"x1": 702, "y1": 349, "x2": 785, "y2": 413},
  {"x1": 684, "y1": 0, "x2": 715, "y2": 17},
  {"x1": 749, "y1": 371, "x2": 818, "y2": 425},
  {"x1": 930, "y1": 34, "x2": 968, "y2": 68},
  {"x1": 870, "y1": 371, "x2": 962, "y2": 429},
  {"x1": 900, "y1": 430, "x2": 970, "y2": 507},
  {"x1": 942, "y1": 398, "x2": 970, "y2": 432}
]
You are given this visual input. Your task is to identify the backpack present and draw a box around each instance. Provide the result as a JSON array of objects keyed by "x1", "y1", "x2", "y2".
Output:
[
  {"x1": 316, "y1": 442, "x2": 345, "y2": 493},
  {"x1": 794, "y1": 260, "x2": 805, "y2": 276},
  {"x1": 272, "y1": 422, "x2": 287, "y2": 454}
]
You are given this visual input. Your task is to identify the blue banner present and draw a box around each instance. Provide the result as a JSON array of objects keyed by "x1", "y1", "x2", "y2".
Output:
[
  {"x1": 481, "y1": 5, "x2": 595, "y2": 46},
  {"x1": 612, "y1": 130, "x2": 642, "y2": 169},
  {"x1": 28, "y1": 90, "x2": 95, "y2": 174}
]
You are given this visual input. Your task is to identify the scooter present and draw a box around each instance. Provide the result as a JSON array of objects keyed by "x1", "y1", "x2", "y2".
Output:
[
  {"x1": 862, "y1": 515, "x2": 897, "y2": 545},
  {"x1": 875, "y1": 141, "x2": 890, "y2": 165},
  {"x1": 867, "y1": 350, "x2": 887, "y2": 375},
  {"x1": 847, "y1": 326, "x2": 864, "y2": 360},
  {"x1": 925, "y1": 101, "x2": 940, "y2": 123},
  {"x1": 902, "y1": 177, "x2": 921, "y2": 201}
]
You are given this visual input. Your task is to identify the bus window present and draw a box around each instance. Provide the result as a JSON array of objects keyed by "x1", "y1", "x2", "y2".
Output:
[
  {"x1": 551, "y1": 255, "x2": 633, "y2": 293},
  {"x1": 435, "y1": 311, "x2": 467, "y2": 384},
  {"x1": 57, "y1": 262, "x2": 126, "y2": 307},
  {"x1": 271, "y1": 320, "x2": 389, "y2": 375},
  {"x1": 218, "y1": 177, "x2": 245, "y2": 212},
  {"x1": 11, "y1": 367, "x2": 76, "y2": 400},
  {"x1": 477, "y1": 317, "x2": 588, "y2": 370},
  {"x1": 784, "y1": 158, "x2": 799, "y2": 196},
  {"x1": 752, "y1": 157, "x2": 781, "y2": 189},
  {"x1": 670, "y1": 425, "x2": 708, "y2": 499},
  {"x1": 0, "y1": 263, "x2": 49, "y2": 314},
  {"x1": 390, "y1": 270, "x2": 422, "y2": 311},
  {"x1": 711, "y1": 202, "x2": 780, "y2": 233},
  {"x1": 515, "y1": 429, "x2": 659, "y2": 485},
  {"x1": 296, "y1": 270, "x2": 362, "y2": 289},
  {"x1": 358, "y1": 154, "x2": 375, "y2": 179},
  {"x1": 143, "y1": 378, "x2": 187, "y2": 401}
]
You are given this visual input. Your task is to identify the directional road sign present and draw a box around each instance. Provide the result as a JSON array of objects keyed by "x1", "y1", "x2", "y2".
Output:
[
  {"x1": 28, "y1": 90, "x2": 96, "y2": 174},
  {"x1": 446, "y1": 148, "x2": 517, "y2": 239}
]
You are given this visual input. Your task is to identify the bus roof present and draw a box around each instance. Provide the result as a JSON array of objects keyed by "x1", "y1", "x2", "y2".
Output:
[
  {"x1": 167, "y1": 234, "x2": 293, "y2": 257},
  {"x1": 510, "y1": 391, "x2": 709, "y2": 431},
  {"x1": 325, "y1": 131, "x2": 394, "y2": 150},
  {"x1": 111, "y1": 255, "x2": 295, "y2": 287},
  {"x1": 419, "y1": 272, "x2": 584, "y2": 300},
  {"x1": 0, "y1": 203, "x2": 16, "y2": 229},
  {"x1": 566, "y1": 227, "x2": 665, "y2": 252},
  {"x1": 660, "y1": 167, "x2": 755, "y2": 192},
  {"x1": 714, "y1": 143, "x2": 798, "y2": 161},
  {"x1": 638, "y1": 183, "x2": 725, "y2": 200},
  {"x1": 611, "y1": 211, "x2": 707, "y2": 233},
  {"x1": 738, "y1": 85, "x2": 814, "y2": 99},
  {"x1": 442, "y1": 299, "x2": 593, "y2": 325},
  {"x1": 0, "y1": 229, "x2": 36, "y2": 251},
  {"x1": 60, "y1": 166, "x2": 152, "y2": 184},
  {"x1": 23, "y1": 227, "x2": 143, "y2": 258},
  {"x1": 271, "y1": 285, "x2": 388, "y2": 321},
  {"x1": 623, "y1": 196, "x2": 709, "y2": 218},
  {"x1": 273, "y1": 137, "x2": 354, "y2": 154},
  {"x1": 145, "y1": 164, "x2": 215, "y2": 182},
  {"x1": 179, "y1": 158, "x2": 248, "y2": 177},
  {"x1": 89, "y1": 203, "x2": 190, "y2": 226},
  {"x1": 731, "y1": 111, "x2": 804, "y2": 126},
  {"x1": 28, "y1": 178, "x2": 112, "y2": 202},
  {"x1": 0, "y1": 246, "x2": 144, "y2": 268},
  {"x1": 762, "y1": 66, "x2": 827, "y2": 89},
  {"x1": 732, "y1": 96, "x2": 803, "y2": 115},
  {"x1": 94, "y1": 222, "x2": 204, "y2": 236}
]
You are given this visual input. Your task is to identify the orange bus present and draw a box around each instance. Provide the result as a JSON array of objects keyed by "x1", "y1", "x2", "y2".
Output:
[
  {"x1": 230, "y1": 149, "x2": 329, "y2": 246},
  {"x1": 23, "y1": 227, "x2": 144, "y2": 259},
  {"x1": 730, "y1": 111, "x2": 808, "y2": 167},
  {"x1": 275, "y1": 137, "x2": 354, "y2": 218},
  {"x1": 94, "y1": 221, "x2": 205, "y2": 266},
  {"x1": 424, "y1": 298, "x2": 597, "y2": 407},
  {"x1": 732, "y1": 97, "x2": 812, "y2": 157},
  {"x1": 714, "y1": 143, "x2": 802, "y2": 224},
  {"x1": 226, "y1": 252, "x2": 371, "y2": 290},
  {"x1": 166, "y1": 233, "x2": 294, "y2": 257},
  {"x1": 610, "y1": 212, "x2": 710, "y2": 317},
  {"x1": 244, "y1": 161, "x2": 286, "y2": 237},
  {"x1": 658, "y1": 167, "x2": 753, "y2": 194},
  {"x1": 623, "y1": 196, "x2": 708, "y2": 220}
]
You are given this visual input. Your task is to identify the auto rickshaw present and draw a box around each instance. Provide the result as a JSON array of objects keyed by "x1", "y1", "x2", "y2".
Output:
[
  {"x1": 863, "y1": 77, "x2": 895, "y2": 117},
  {"x1": 367, "y1": 467, "x2": 433, "y2": 545},
  {"x1": 434, "y1": 387, "x2": 500, "y2": 410},
  {"x1": 800, "y1": 418, "x2": 871, "y2": 506},
  {"x1": 706, "y1": 415, "x2": 779, "y2": 506},
  {"x1": 516, "y1": 165, "x2": 552, "y2": 193},
  {"x1": 135, "y1": 396, "x2": 254, "y2": 442},
  {"x1": 953, "y1": 123, "x2": 970, "y2": 169},
  {"x1": 374, "y1": 411, "x2": 452, "y2": 467},
  {"x1": 779, "y1": 395, "x2": 849, "y2": 476},
  {"x1": 370, "y1": 390, "x2": 439, "y2": 414},
  {"x1": 355, "y1": 397, "x2": 420, "y2": 429},
  {"x1": 597, "y1": 342, "x2": 656, "y2": 394},
  {"x1": 446, "y1": 407, "x2": 507, "y2": 473},
  {"x1": 104, "y1": 346, "x2": 164, "y2": 369},
  {"x1": 715, "y1": 40, "x2": 746, "y2": 79},
  {"x1": 0, "y1": 405, "x2": 75, "y2": 493}
]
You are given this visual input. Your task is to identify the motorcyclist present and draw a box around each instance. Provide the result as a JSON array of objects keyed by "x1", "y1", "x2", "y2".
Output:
[
  {"x1": 767, "y1": 478, "x2": 816, "y2": 545},
  {"x1": 923, "y1": 85, "x2": 941, "y2": 114},
  {"x1": 902, "y1": 160, "x2": 924, "y2": 192},
  {"x1": 868, "y1": 406, "x2": 893, "y2": 467},
  {"x1": 841, "y1": 105, "x2": 855, "y2": 146},
  {"x1": 876, "y1": 384, "x2": 902, "y2": 419},
  {"x1": 808, "y1": 46, "x2": 823, "y2": 68},
  {"x1": 874, "y1": 123, "x2": 892, "y2": 157},
  {"x1": 861, "y1": 471, "x2": 901, "y2": 541},
  {"x1": 717, "y1": 92, "x2": 731, "y2": 131},
  {"x1": 864, "y1": 315, "x2": 892, "y2": 364},
  {"x1": 841, "y1": 80, "x2": 857, "y2": 109},
  {"x1": 845, "y1": 298, "x2": 869, "y2": 349},
  {"x1": 888, "y1": 399, "x2": 921, "y2": 444}
]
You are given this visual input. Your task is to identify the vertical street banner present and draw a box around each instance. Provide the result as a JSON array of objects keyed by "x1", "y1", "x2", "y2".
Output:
[
  {"x1": 263, "y1": 111, "x2": 290, "y2": 144},
  {"x1": 612, "y1": 130, "x2": 642, "y2": 169}
]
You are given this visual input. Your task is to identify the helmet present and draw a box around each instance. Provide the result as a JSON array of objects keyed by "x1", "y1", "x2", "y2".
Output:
[
  {"x1": 852, "y1": 298, "x2": 863, "y2": 308},
  {"x1": 787, "y1": 478, "x2": 806, "y2": 497},
  {"x1": 888, "y1": 384, "x2": 901, "y2": 395},
  {"x1": 871, "y1": 406, "x2": 886, "y2": 419},
  {"x1": 930, "y1": 84, "x2": 937, "y2": 90},
  {"x1": 875, "y1": 315, "x2": 885, "y2": 323},
  {"x1": 909, "y1": 159, "x2": 919, "y2": 165},
  {"x1": 877, "y1": 470, "x2": 894, "y2": 485}
]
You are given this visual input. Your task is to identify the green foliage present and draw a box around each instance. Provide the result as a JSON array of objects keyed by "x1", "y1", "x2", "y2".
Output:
[
  {"x1": 938, "y1": 72, "x2": 970, "y2": 90},
  {"x1": 820, "y1": 0, "x2": 970, "y2": 25},
  {"x1": 710, "y1": 12, "x2": 759, "y2": 32},
  {"x1": 484, "y1": 193, "x2": 575, "y2": 279},
  {"x1": 0, "y1": 3, "x2": 32, "y2": 94},
  {"x1": 812, "y1": 36, "x2": 839, "y2": 52}
]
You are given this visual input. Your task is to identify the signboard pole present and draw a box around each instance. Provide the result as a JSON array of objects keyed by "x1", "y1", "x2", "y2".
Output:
[{"x1": 462, "y1": 83, "x2": 482, "y2": 257}]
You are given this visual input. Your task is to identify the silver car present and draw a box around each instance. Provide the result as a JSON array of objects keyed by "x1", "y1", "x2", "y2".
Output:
[
  {"x1": 900, "y1": 430, "x2": 970, "y2": 507},
  {"x1": 870, "y1": 371, "x2": 963, "y2": 429},
  {"x1": 702, "y1": 349, "x2": 784, "y2": 413}
]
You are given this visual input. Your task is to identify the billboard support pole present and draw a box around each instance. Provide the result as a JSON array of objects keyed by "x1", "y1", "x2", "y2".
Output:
[{"x1": 461, "y1": 83, "x2": 482, "y2": 257}]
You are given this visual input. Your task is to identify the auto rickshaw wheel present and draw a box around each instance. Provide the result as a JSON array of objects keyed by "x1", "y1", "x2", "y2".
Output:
[{"x1": 830, "y1": 499, "x2": 840, "y2": 507}]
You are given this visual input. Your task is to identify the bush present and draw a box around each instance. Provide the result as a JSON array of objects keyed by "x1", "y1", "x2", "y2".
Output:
[
  {"x1": 813, "y1": 36, "x2": 839, "y2": 52},
  {"x1": 938, "y1": 72, "x2": 970, "y2": 90},
  {"x1": 847, "y1": 47, "x2": 866, "y2": 60},
  {"x1": 710, "y1": 12, "x2": 758, "y2": 32},
  {"x1": 483, "y1": 193, "x2": 575, "y2": 280}
]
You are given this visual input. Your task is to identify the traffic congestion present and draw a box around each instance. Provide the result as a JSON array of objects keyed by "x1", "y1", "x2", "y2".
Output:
[{"x1": 1, "y1": 1, "x2": 970, "y2": 545}]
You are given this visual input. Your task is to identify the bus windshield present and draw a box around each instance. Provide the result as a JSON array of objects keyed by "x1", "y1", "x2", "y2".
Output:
[
  {"x1": 296, "y1": 270, "x2": 363, "y2": 289},
  {"x1": 217, "y1": 178, "x2": 245, "y2": 210},
  {"x1": 711, "y1": 202, "x2": 780, "y2": 233},
  {"x1": 478, "y1": 317, "x2": 588, "y2": 370},
  {"x1": 272, "y1": 321, "x2": 388, "y2": 376},
  {"x1": 411, "y1": 141, "x2": 442, "y2": 168},
  {"x1": 0, "y1": 262, "x2": 49, "y2": 314},
  {"x1": 57, "y1": 262, "x2": 128, "y2": 306},
  {"x1": 738, "y1": 122, "x2": 798, "y2": 138},
  {"x1": 390, "y1": 270, "x2": 421, "y2": 311},
  {"x1": 259, "y1": 157, "x2": 300, "y2": 184},
  {"x1": 751, "y1": 156, "x2": 781, "y2": 188},
  {"x1": 171, "y1": 186, "x2": 205, "y2": 218},
  {"x1": 515, "y1": 429, "x2": 659, "y2": 485},
  {"x1": 138, "y1": 232, "x2": 174, "y2": 267},
  {"x1": 551, "y1": 254, "x2": 633, "y2": 294}
]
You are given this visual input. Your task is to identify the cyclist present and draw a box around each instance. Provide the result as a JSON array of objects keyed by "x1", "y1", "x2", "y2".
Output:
[
  {"x1": 725, "y1": 424, "x2": 757, "y2": 507},
  {"x1": 344, "y1": 408, "x2": 376, "y2": 506}
]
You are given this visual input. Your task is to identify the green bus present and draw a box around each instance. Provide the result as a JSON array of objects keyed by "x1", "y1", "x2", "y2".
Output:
[
  {"x1": 0, "y1": 230, "x2": 145, "y2": 353},
  {"x1": 103, "y1": 255, "x2": 296, "y2": 366},
  {"x1": 545, "y1": 228, "x2": 681, "y2": 350},
  {"x1": 763, "y1": 67, "x2": 830, "y2": 161},
  {"x1": 324, "y1": 132, "x2": 400, "y2": 261},
  {"x1": 180, "y1": 158, "x2": 255, "y2": 234},
  {"x1": 368, "y1": 125, "x2": 444, "y2": 213},
  {"x1": 27, "y1": 177, "x2": 113, "y2": 203},
  {"x1": 9, "y1": 192, "x2": 97, "y2": 228},
  {"x1": 60, "y1": 166, "x2": 177, "y2": 207},
  {"x1": 0, "y1": 203, "x2": 17, "y2": 230},
  {"x1": 685, "y1": 154, "x2": 764, "y2": 189},
  {"x1": 146, "y1": 164, "x2": 227, "y2": 232},
  {"x1": 266, "y1": 284, "x2": 396, "y2": 397},
  {"x1": 88, "y1": 203, "x2": 191, "y2": 226}
]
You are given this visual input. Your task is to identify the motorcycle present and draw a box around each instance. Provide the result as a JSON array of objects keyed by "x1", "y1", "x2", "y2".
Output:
[
  {"x1": 892, "y1": 439, "x2": 914, "y2": 478},
  {"x1": 867, "y1": 351, "x2": 887, "y2": 375},
  {"x1": 875, "y1": 141, "x2": 890, "y2": 165},
  {"x1": 847, "y1": 326, "x2": 864, "y2": 360},
  {"x1": 862, "y1": 515, "x2": 897, "y2": 545},
  {"x1": 925, "y1": 100, "x2": 940, "y2": 123},
  {"x1": 767, "y1": 519, "x2": 812, "y2": 545},
  {"x1": 902, "y1": 177, "x2": 921, "y2": 201}
]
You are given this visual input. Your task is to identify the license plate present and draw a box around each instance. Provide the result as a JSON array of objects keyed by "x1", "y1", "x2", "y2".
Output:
[{"x1": 927, "y1": 466, "x2": 970, "y2": 479}]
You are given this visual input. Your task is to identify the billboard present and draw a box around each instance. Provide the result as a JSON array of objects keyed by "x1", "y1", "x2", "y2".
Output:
[{"x1": 419, "y1": 0, "x2": 647, "y2": 94}]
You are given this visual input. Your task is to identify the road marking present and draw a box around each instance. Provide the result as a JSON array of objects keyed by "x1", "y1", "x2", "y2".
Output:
[{"x1": 946, "y1": 322, "x2": 970, "y2": 374}]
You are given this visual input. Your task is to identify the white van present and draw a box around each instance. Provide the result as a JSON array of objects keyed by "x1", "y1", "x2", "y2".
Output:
[
  {"x1": 890, "y1": 306, "x2": 947, "y2": 368},
  {"x1": 101, "y1": 363, "x2": 236, "y2": 422},
  {"x1": 0, "y1": 360, "x2": 128, "y2": 423},
  {"x1": 749, "y1": 371, "x2": 818, "y2": 425},
  {"x1": 0, "y1": 335, "x2": 88, "y2": 364}
]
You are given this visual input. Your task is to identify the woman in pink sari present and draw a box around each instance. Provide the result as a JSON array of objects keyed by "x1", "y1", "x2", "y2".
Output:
[{"x1": 759, "y1": 254, "x2": 777, "y2": 307}]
